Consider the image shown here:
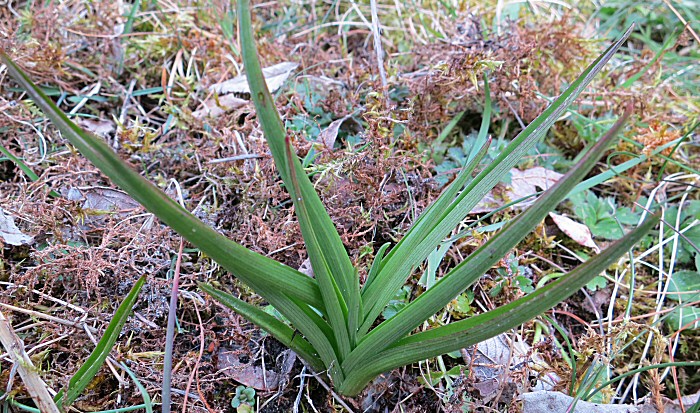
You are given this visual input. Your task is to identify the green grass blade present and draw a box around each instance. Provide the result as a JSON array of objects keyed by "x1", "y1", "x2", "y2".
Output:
[
  {"x1": 119, "y1": 362, "x2": 153, "y2": 413},
  {"x1": 0, "y1": 51, "x2": 323, "y2": 311},
  {"x1": 339, "y1": 213, "x2": 659, "y2": 395},
  {"x1": 54, "y1": 275, "x2": 146, "y2": 410},
  {"x1": 615, "y1": 29, "x2": 679, "y2": 90},
  {"x1": 284, "y1": 136, "x2": 352, "y2": 357},
  {"x1": 199, "y1": 283, "x2": 324, "y2": 371},
  {"x1": 363, "y1": 242, "x2": 391, "y2": 293},
  {"x1": 570, "y1": 137, "x2": 683, "y2": 196},
  {"x1": 345, "y1": 108, "x2": 631, "y2": 373},
  {"x1": 0, "y1": 143, "x2": 40, "y2": 181},
  {"x1": 0, "y1": 143, "x2": 60, "y2": 198},
  {"x1": 359, "y1": 26, "x2": 634, "y2": 331},
  {"x1": 238, "y1": 0, "x2": 354, "y2": 308}
]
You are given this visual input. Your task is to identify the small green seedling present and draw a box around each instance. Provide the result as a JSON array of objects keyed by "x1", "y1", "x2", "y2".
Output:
[{"x1": 231, "y1": 385, "x2": 255, "y2": 413}]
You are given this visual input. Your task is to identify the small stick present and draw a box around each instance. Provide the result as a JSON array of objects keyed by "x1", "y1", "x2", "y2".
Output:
[{"x1": 162, "y1": 237, "x2": 185, "y2": 413}]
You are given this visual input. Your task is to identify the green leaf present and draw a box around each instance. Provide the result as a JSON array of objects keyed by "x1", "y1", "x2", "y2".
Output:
[
  {"x1": 54, "y1": 275, "x2": 145, "y2": 411},
  {"x1": 237, "y1": 0, "x2": 356, "y2": 361},
  {"x1": 344, "y1": 106, "x2": 634, "y2": 375},
  {"x1": 665, "y1": 268, "x2": 700, "y2": 331},
  {"x1": 586, "y1": 275, "x2": 608, "y2": 291},
  {"x1": 0, "y1": 143, "x2": 60, "y2": 198},
  {"x1": 338, "y1": 213, "x2": 659, "y2": 395},
  {"x1": 0, "y1": 51, "x2": 339, "y2": 379},
  {"x1": 2, "y1": 42, "x2": 344, "y2": 384},
  {"x1": 198, "y1": 283, "x2": 325, "y2": 371},
  {"x1": 667, "y1": 307, "x2": 700, "y2": 330},
  {"x1": 359, "y1": 81, "x2": 493, "y2": 335},
  {"x1": 360, "y1": 26, "x2": 633, "y2": 333}
]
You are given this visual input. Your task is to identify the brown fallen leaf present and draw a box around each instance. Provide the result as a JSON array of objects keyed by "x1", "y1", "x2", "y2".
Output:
[
  {"x1": 0, "y1": 208, "x2": 33, "y2": 246},
  {"x1": 549, "y1": 212, "x2": 600, "y2": 253},
  {"x1": 217, "y1": 347, "x2": 296, "y2": 391},
  {"x1": 209, "y1": 62, "x2": 299, "y2": 95},
  {"x1": 471, "y1": 166, "x2": 563, "y2": 213},
  {"x1": 76, "y1": 117, "x2": 115, "y2": 138},
  {"x1": 192, "y1": 94, "x2": 248, "y2": 120}
]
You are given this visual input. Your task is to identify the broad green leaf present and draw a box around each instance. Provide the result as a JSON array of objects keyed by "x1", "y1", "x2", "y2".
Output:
[
  {"x1": 338, "y1": 214, "x2": 659, "y2": 395},
  {"x1": 667, "y1": 271, "x2": 700, "y2": 302},
  {"x1": 665, "y1": 270, "x2": 700, "y2": 330},
  {"x1": 55, "y1": 275, "x2": 145, "y2": 411},
  {"x1": 344, "y1": 108, "x2": 633, "y2": 372},
  {"x1": 360, "y1": 26, "x2": 634, "y2": 332},
  {"x1": 667, "y1": 307, "x2": 700, "y2": 330}
]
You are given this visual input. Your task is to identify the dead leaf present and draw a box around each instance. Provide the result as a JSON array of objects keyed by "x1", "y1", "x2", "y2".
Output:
[
  {"x1": 549, "y1": 212, "x2": 600, "y2": 253},
  {"x1": 0, "y1": 208, "x2": 33, "y2": 246},
  {"x1": 463, "y1": 334, "x2": 559, "y2": 401},
  {"x1": 521, "y1": 391, "x2": 648, "y2": 413},
  {"x1": 0, "y1": 311, "x2": 60, "y2": 413},
  {"x1": 192, "y1": 94, "x2": 248, "y2": 120},
  {"x1": 298, "y1": 258, "x2": 314, "y2": 278},
  {"x1": 217, "y1": 347, "x2": 296, "y2": 391},
  {"x1": 209, "y1": 62, "x2": 299, "y2": 95},
  {"x1": 471, "y1": 167, "x2": 563, "y2": 214},
  {"x1": 317, "y1": 114, "x2": 356, "y2": 148},
  {"x1": 75, "y1": 118, "x2": 115, "y2": 138},
  {"x1": 64, "y1": 187, "x2": 140, "y2": 212}
]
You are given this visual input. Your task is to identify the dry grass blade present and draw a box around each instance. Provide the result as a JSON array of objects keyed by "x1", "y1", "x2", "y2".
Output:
[{"x1": 0, "y1": 310, "x2": 61, "y2": 413}]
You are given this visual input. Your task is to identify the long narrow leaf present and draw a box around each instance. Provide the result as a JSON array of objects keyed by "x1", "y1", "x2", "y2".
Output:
[
  {"x1": 359, "y1": 26, "x2": 634, "y2": 331},
  {"x1": 358, "y1": 77, "x2": 493, "y2": 337},
  {"x1": 0, "y1": 143, "x2": 60, "y2": 197},
  {"x1": 339, "y1": 213, "x2": 659, "y2": 395},
  {"x1": 54, "y1": 275, "x2": 146, "y2": 410},
  {"x1": 199, "y1": 283, "x2": 324, "y2": 371},
  {"x1": 284, "y1": 136, "x2": 352, "y2": 358},
  {"x1": 1, "y1": 48, "x2": 341, "y2": 384},
  {"x1": 237, "y1": 0, "x2": 355, "y2": 314},
  {"x1": 345, "y1": 109, "x2": 631, "y2": 371},
  {"x1": 0, "y1": 51, "x2": 324, "y2": 314}
]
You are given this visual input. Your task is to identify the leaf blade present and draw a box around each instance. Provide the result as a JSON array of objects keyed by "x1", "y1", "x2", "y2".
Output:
[
  {"x1": 339, "y1": 213, "x2": 659, "y2": 395},
  {"x1": 360, "y1": 26, "x2": 634, "y2": 331},
  {"x1": 0, "y1": 50, "x2": 324, "y2": 311},
  {"x1": 55, "y1": 275, "x2": 146, "y2": 410},
  {"x1": 199, "y1": 283, "x2": 325, "y2": 371},
  {"x1": 346, "y1": 107, "x2": 632, "y2": 373}
]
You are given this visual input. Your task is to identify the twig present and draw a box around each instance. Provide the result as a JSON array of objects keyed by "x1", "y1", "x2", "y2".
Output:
[
  {"x1": 163, "y1": 237, "x2": 185, "y2": 413},
  {"x1": 182, "y1": 298, "x2": 205, "y2": 413},
  {"x1": 661, "y1": 0, "x2": 700, "y2": 44},
  {"x1": 0, "y1": 302, "x2": 97, "y2": 334},
  {"x1": 309, "y1": 370, "x2": 355, "y2": 413},
  {"x1": 207, "y1": 153, "x2": 262, "y2": 164},
  {"x1": 369, "y1": 0, "x2": 388, "y2": 107}
]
